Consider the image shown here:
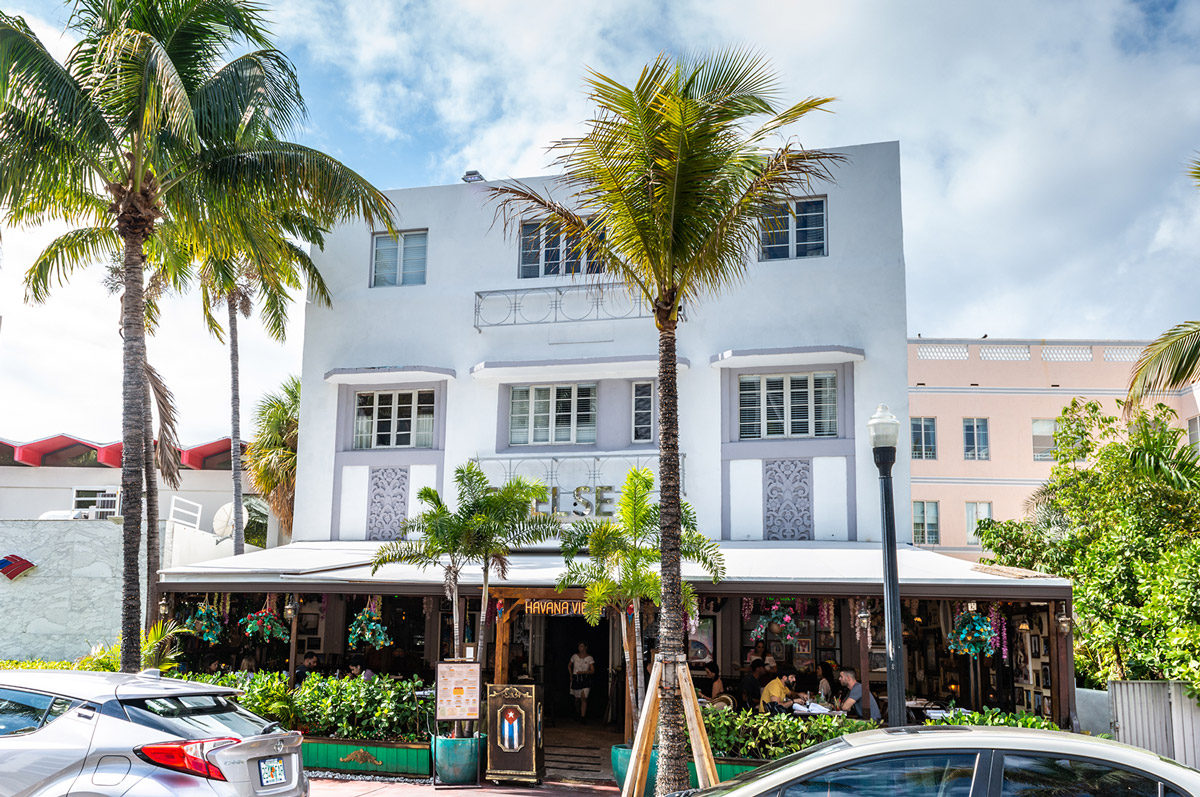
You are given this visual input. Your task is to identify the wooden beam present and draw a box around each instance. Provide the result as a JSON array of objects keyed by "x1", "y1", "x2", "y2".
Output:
[
  {"x1": 624, "y1": 658, "x2": 663, "y2": 797},
  {"x1": 489, "y1": 587, "x2": 586, "y2": 600},
  {"x1": 679, "y1": 664, "x2": 718, "y2": 788},
  {"x1": 495, "y1": 609, "x2": 511, "y2": 686},
  {"x1": 287, "y1": 593, "x2": 299, "y2": 687}
]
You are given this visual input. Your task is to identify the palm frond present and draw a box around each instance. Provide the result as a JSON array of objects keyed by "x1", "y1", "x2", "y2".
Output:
[
  {"x1": 245, "y1": 375, "x2": 299, "y2": 536},
  {"x1": 144, "y1": 361, "x2": 182, "y2": 488},
  {"x1": 24, "y1": 226, "x2": 122, "y2": 303},
  {"x1": 1127, "y1": 321, "x2": 1200, "y2": 406}
]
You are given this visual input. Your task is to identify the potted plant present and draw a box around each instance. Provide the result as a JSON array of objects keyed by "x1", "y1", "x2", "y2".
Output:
[
  {"x1": 371, "y1": 462, "x2": 559, "y2": 784},
  {"x1": 557, "y1": 467, "x2": 724, "y2": 797}
]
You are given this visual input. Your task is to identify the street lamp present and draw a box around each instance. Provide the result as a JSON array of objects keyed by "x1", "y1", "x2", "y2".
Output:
[{"x1": 868, "y1": 403, "x2": 906, "y2": 728}]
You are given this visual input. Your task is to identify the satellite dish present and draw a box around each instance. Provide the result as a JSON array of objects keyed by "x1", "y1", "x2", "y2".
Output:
[{"x1": 212, "y1": 502, "x2": 236, "y2": 538}]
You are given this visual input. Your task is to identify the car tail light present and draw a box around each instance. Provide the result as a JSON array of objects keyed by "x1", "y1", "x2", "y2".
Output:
[{"x1": 134, "y1": 737, "x2": 238, "y2": 781}]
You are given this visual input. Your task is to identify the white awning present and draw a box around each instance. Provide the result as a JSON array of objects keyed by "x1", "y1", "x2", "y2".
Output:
[
  {"x1": 324, "y1": 366, "x2": 455, "y2": 385},
  {"x1": 160, "y1": 540, "x2": 1069, "y2": 600},
  {"x1": 710, "y1": 346, "x2": 865, "y2": 369}
]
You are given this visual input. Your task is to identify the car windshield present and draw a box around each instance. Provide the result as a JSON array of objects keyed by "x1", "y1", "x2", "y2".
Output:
[
  {"x1": 689, "y1": 738, "x2": 851, "y2": 797},
  {"x1": 121, "y1": 694, "x2": 271, "y2": 739}
]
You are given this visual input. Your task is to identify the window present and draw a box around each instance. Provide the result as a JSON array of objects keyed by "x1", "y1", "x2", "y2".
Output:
[
  {"x1": 738, "y1": 372, "x2": 837, "y2": 440},
  {"x1": 632, "y1": 382, "x2": 654, "y2": 443},
  {"x1": 372, "y1": 231, "x2": 427, "y2": 287},
  {"x1": 913, "y1": 501, "x2": 939, "y2": 545},
  {"x1": 963, "y1": 417, "x2": 990, "y2": 460},
  {"x1": 73, "y1": 487, "x2": 118, "y2": 519},
  {"x1": 999, "y1": 754, "x2": 1159, "y2": 797},
  {"x1": 1189, "y1": 416, "x2": 1199, "y2": 453},
  {"x1": 781, "y1": 753, "x2": 977, "y2": 797},
  {"x1": 965, "y1": 501, "x2": 992, "y2": 545},
  {"x1": 353, "y1": 390, "x2": 435, "y2": 450},
  {"x1": 1032, "y1": 419, "x2": 1058, "y2": 461},
  {"x1": 519, "y1": 220, "x2": 604, "y2": 278},
  {"x1": 759, "y1": 198, "x2": 827, "y2": 260},
  {"x1": 509, "y1": 384, "x2": 597, "y2": 445},
  {"x1": 911, "y1": 417, "x2": 937, "y2": 459},
  {"x1": 0, "y1": 687, "x2": 54, "y2": 737}
]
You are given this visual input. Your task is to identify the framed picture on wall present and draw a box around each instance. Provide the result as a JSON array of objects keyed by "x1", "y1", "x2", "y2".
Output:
[
  {"x1": 818, "y1": 632, "x2": 838, "y2": 649},
  {"x1": 1030, "y1": 635, "x2": 1041, "y2": 658},
  {"x1": 1033, "y1": 693, "x2": 1043, "y2": 714},
  {"x1": 797, "y1": 619, "x2": 815, "y2": 637},
  {"x1": 869, "y1": 649, "x2": 887, "y2": 673},
  {"x1": 1042, "y1": 664, "x2": 1052, "y2": 689},
  {"x1": 769, "y1": 640, "x2": 785, "y2": 661},
  {"x1": 1042, "y1": 636, "x2": 1051, "y2": 657},
  {"x1": 795, "y1": 638, "x2": 812, "y2": 655},
  {"x1": 689, "y1": 617, "x2": 715, "y2": 663}
]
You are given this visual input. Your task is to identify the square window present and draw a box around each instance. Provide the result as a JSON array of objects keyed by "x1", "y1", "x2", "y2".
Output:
[
  {"x1": 758, "y1": 198, "x2": 827, "y2": 261},
  {"x1": 1032, "y1": 419, "x2": 1058, "y2": 461},
  {"x1": 353, "y1": 389, "x2": 436, "y2": 449},
  {"x1": 519, "y1": 220, "x2": 603, "y2": 278},
  {"x1": 739, "y1": 372, "x2": 837, "y2": 440},
  {"x1": 509, "y1": 383, "x2": 598, "y2": 445},
  {"x1": 372, "y1": 231, "x2": 427, "y2": 287}
]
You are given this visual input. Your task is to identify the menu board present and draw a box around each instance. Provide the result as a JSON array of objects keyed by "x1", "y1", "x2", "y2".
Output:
[{"x1": 436, "y1": 660, "x2": 482, "y2": 721}]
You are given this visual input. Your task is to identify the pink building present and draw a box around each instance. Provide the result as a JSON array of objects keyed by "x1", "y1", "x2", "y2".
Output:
[{"x1": 908, "y1": 338, "x2": 1200, "y2": 557}]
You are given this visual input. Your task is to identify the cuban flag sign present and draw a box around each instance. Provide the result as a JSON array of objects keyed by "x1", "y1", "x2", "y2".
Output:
[
  {"x1": 499, "y1": 705, "x2": 524, "y2": 753},
  {"x1": 0, "y1": 555, "x2": 35, "y2": 580}
]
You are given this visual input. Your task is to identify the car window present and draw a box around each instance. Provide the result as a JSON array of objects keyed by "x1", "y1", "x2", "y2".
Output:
[
  {"x1": 0, "y1": 688, "x2": 55, "y2": 737},
  {"x1": 688, "y1": 739, "x2": 851, "y2": 797},
  {"x1": 121, "y1": 694, "x2": 271, "y2": 739},
  {"x1": 782, "y1": 753, "x2": 977, "y2": 797},
  {"x1": 1000, "y1": 754, "x2": 1159, "y2": 797}
]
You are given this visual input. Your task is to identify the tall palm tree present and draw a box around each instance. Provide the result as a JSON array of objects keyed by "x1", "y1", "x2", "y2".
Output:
[
  {"x1": 246, "y1": 375, "x2": 301, "y2": 541},
  {"x1": 488, "y1": 50, "x2": 840, "y2": 791},
  {"x1": 1127, "y1": 320, "x2": 1200, "y2": 407},
  {"x1": 2, "y1": 1, "x2": 393, "y2": 671},
  {"x1": 557, "y1": 467, "x2": 724, "y2": 730}
]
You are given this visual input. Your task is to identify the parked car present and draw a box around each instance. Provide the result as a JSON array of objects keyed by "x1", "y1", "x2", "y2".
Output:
[
  {"x1": 0, "y1": 669, "x2": 307, "y2": 796},
  {"x1": 668, "y1": 726, "x2": 1200, "y2": 797}
]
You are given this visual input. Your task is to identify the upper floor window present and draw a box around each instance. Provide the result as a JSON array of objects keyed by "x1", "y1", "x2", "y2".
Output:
[
  {"x1": 911, "y1": 417, "x2": 937, "y2": 459},
  {"x1": 74, "y1": 487, "x2": 119, "y2": 519},
  {"x1": 965, "y1": 501, "x2": 991, "y2": 545},
  {"x1": 1189, "y1": 416, "x2": 1199, "y2": 453},
  {"x1": 509, "y1": 383, "x2": 597, "y2": 445},
  {"x1": 1032, "y1": 419, "x2": 1058, "y2": 461},
  {"x1": 913, "y1": 500, "x2": 939, "y2": 545},
  {"x1": 519, "y1": 220, "x2": 604, "y2": 278},
  {"x1": 738, "y1": 372, "x2": 837, "y2": 440},
  {"x1": 963, "y1": 417, "x2": 990, "y2": 460},
  {"x1": 372, "y1": 231, "x2": 427, "y2": 287},
  {"x1": 759, "y1": 198, "x2": 827, "y2": 260},
  {"x1": 354, "y1": 390, "x2": 435, "y2": 449},
  {"x1": 632, "y1": 382, "x2": 654, "y2": 443}
]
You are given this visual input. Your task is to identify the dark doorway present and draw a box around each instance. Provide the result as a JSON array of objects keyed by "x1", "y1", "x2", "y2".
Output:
[{"x1": 544, "y1": 615, "x2": 609, "y2": 723}]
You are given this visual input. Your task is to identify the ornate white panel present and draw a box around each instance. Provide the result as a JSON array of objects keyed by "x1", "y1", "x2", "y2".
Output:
[
  {"x1": 763, "y1": 459, "x2": 814, "y2": 540},
  {"x1": 366, "y1": 467, "x2": 408, "y2": 541}
]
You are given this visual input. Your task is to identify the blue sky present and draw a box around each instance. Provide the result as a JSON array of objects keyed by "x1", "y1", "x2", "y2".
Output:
[{"x1": 2, "y1": 0, "x2": 1200, "y2": 442}]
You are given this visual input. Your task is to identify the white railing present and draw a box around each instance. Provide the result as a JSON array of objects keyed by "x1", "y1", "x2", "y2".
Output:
[
  {"x1": 471, "y1": 452, "x2": 684, "y2": 510},
  {"x1": 1104, "y1": 346, "x2": 1141, "y2": 362},
  {"x1": 980, "y1": 344, "x2": 1031, "y2": 361},
  {"x1": 1042, "y1": 345, "x2": 1092, "y2": 362},
  {"x1": 474, "y1": 282, "x2": 653, "y2": 329},
  {"x1": 916, "y1": 343, "x2": 968, "y2": 360}
]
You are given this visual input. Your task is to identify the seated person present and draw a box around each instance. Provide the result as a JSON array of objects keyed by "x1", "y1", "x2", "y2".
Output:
[
  {"x1": 348, "y1": 657, "x2": 376, "y2": 681},
  {"x1": 295, "y1": 651, "x2": 319, "y2": 683},
  {"x1": 838, "y1": 666, "x2": 881, "y2": 720},
  {"x1": 738, "y1": 658, "x2": 766, "y2": 710},
  {"x1": 760, "y1": 666, "x2": 805, "y2": 713},
  {"x1": 745, "y1": 640, "x2": 767, "y2": 666},
  {"x1": 703, "y1": 662, "x2": 724, "y2": 699}
]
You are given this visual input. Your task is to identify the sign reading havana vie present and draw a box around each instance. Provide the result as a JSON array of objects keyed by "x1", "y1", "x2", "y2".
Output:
[{"x1": 525, "y1": 599, "x2": 588, "y2": 616}]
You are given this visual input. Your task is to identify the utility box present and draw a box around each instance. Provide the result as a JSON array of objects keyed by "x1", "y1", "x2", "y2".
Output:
[{"x1": 485, "y1": 683, "x2": 544, "y2": 784}]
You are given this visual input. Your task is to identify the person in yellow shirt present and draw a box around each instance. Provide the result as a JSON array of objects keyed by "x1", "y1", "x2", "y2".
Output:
[{"x1": 759, "y1": 667, "x2": 806, "y2": 713}]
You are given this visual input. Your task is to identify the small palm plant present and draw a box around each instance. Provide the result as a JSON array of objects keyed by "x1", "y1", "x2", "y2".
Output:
[
  {"x1": 557, "y1": 468, "x2": 724, "y2": 729},
  {"x1": 246, "y1": 376, "x2": 302, "y2": 541}
]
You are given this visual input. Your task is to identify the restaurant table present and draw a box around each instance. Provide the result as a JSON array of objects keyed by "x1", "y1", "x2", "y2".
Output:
[{"x1": 793, "y1": 703, "x2": 845, "y2": 718}]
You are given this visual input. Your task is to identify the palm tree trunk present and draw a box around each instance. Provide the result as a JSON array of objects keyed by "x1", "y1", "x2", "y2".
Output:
[
  {"x1": 119, "y1": 233, "x2": 148, "y2": 673},
  {"x1": 450, "y1": 574, "x2": 463, "y2": 738},
  {"x1": 619, "y1": 607, "x2": 639, "y2": 728},
  {"x1": 654, "y1": 316, "x2": 687, "y2": 794},
  {"x1": 633, "y1": 597, "x2": 646, "y2": 708},
  {"x1": 477, "y1": 566, "x2": 490, "y2": 665},
  {"x1": 143, "y1": 377, "x2": 160, "y2": 632},
  {"x1": 228, "y1": 298, "x2": 245, "y2": 556}
]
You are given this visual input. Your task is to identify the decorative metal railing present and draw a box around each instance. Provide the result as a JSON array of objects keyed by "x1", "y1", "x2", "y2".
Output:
[{"x1": 474, "y1": 281, "x2": 653, "y2": 329}]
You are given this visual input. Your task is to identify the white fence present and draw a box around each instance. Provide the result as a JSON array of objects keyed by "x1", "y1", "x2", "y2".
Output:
[{"x1": 1111, "y1": 680, "x2": 1200, "y2": 768}]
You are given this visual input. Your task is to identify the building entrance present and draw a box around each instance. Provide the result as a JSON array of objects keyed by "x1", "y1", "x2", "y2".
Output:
[{"x1": 543, "y1": 614, "x2": 609, "y2": 723}]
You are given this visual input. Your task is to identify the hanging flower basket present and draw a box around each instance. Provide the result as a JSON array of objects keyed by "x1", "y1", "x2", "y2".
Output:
[
  {"x1": 751, "y1": 602, "x2": 804, "y2": 644},
  {"x1": 947, "y1": 611, "x2": 996, "y2": 659},
  {"x1": 187, "y1": 603, "x2": 222, "y2": 644},
  {"x1": 240, "y1": 596, "x2": 289, "y2": 644},
  {"x1": 348, "y1": 596, "x2": 393, "y2": 650}
]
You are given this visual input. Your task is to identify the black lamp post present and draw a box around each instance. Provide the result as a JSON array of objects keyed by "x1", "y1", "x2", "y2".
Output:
[{"x1": 868, "y1": 404, "x2": 906, "y2": 727}]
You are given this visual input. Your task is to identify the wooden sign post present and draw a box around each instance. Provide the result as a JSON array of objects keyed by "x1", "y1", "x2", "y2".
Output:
[{"x1": 622, "y1": 653, "x2": 718, "y2": 797}]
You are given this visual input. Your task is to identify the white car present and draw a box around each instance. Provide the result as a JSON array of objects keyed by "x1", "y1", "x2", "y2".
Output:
[
  {"x1": 671, "y1": 726, "x2": 1200, "y2": 797},
  {"x1": 0, "y1": 669, "x2": 307, "y2": 797}
]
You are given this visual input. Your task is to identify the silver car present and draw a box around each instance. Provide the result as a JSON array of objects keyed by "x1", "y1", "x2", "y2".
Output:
[
  {"x1": 0, "y1": 669, "x2": 308, "y2": 797},
  {"x1": 670, "y1": 726, "x2": 1200, "y2": 797}
]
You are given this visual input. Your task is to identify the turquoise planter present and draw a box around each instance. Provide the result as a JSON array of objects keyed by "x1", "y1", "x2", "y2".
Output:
[
  {"x1": 433, "y1": 735, "x2": 484, "y2": 784},
  {"x1": 612, "y1": 744, "x2": 658, "y2": 797}
]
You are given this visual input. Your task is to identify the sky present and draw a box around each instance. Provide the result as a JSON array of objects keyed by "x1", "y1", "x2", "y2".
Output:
[{"x1": 2, "y1": 0, "x2": 1199, "y2": 444}]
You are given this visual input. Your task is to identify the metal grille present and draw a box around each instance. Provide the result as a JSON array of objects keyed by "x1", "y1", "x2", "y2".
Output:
[
  {"x1": 474, "y1": 282, "x2": 658, "y2": 328},
  {"x1": 1042, "y1": 345, "x2": 1092, "y2": 362},
  {"x1": 980, "y1": 345, "x2": 1030, "y2": 361},
  {"x1": 916, "y1": 344, "x2": 968, "y2": 360},
  {"x1": 1104, "y1": 346, "x2": 1141, "y2": 362}
]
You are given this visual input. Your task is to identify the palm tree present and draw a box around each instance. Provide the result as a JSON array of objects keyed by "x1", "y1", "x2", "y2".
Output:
[
  {"x1": 487, "y1": 49, "x2": 840, "y2": 791},
  {"x1": 372, "y1": 463, "x2": 560, "y2": 661},
  {"x1": 1127, "y1": 320, "x2": 1200, "y2": 407},
  {"x1": 2, "y1": 2, "x2": 393, "y2": 671},
  {"x1": 557, "y1": 468, "x2": 724, "y2": 731},
  {"x1": 246, "y1": 375, "x2": 301, "y2": 541}
]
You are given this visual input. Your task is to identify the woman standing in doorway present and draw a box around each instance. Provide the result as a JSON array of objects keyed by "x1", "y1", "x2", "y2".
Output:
[{"x1": 569, "y1": 642, "x2": 595, "y2": 722}]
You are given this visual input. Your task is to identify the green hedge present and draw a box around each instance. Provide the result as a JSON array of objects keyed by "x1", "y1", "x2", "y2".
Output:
[
  {"x1": 183, "y1": 671, "x2": 431, "y2": 743},
  {"x1": 924, "y1": 707, "x2": 1062, "y2": 730},
  {"x1": 0, "y1": 660, "x2": 73, "y2": 670},
  {"x1": 699, "y1": 708, "x2": 878, "y2": 760}
]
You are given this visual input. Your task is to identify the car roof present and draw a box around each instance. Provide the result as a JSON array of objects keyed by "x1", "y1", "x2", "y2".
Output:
[{"x1": 0, "y1": 670, "x2": 240, "y2": 702}]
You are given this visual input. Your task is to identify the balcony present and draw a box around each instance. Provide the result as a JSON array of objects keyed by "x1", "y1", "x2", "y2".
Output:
[{"x1": 474, "y1": 281, "x2": 653, "y2": 329}]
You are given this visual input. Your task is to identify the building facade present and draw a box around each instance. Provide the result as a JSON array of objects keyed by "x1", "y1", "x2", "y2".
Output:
[{"x1": 908, "y1": 338, "x2": 1200, "y2": 555}]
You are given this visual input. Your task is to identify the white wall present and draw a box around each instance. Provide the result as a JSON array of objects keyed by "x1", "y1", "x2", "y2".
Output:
[{"x1": 294, "y1": 140, "x2": 909, "y2": 544}]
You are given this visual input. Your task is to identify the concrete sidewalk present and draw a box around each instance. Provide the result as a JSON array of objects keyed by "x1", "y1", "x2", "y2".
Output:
[{"x1": 311, "y1": 779, "x2": 620, "y2": 796}]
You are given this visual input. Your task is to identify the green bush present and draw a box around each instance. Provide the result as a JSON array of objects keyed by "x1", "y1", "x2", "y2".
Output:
[
  {"x1": 925, "y1": 706, "x2": 1061, "y2": 730},
  {"x1": 699, "y1": 708, "x2": 878, "y2": 760},
  {"x1": 0, "y1": 660, "x2": 73, "y2": 670},
  {"x1": 181, "y1": 671, "x2": 431, "y2": 743}
]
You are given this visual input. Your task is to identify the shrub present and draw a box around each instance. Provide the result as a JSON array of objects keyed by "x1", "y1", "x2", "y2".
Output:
[
  {"x1": 0, "y1": 660, "x2": 73, "y2": 670},
  {"x1": 925, "y1": 707, "x2": 1061, "y2": 730},
  {"x1": 699, "y1": 708, "x2": 877, "y2": 760}
]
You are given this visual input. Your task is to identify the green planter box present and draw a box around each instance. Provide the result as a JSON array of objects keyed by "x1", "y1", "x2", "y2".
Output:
[
  {"x1": 687, "y1": 757, "x2": 767, "y2": 787},
  {"x1": 301, "y1": 736, "x2": 431, "y2": 776},
  {"x1": 614, "y1": 744, "x2": 765, "y2": 792}
]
